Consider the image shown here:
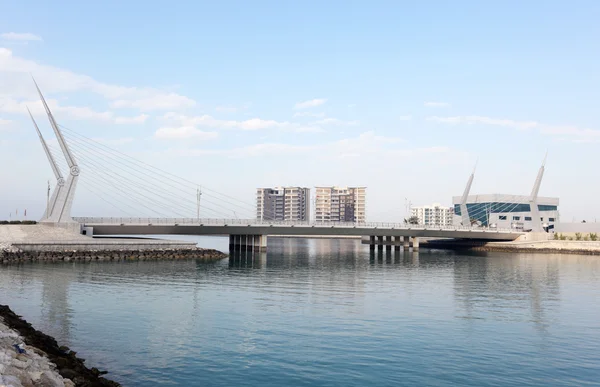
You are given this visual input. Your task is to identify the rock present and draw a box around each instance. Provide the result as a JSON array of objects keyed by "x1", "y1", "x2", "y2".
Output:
[
  {"x1": 39, "y1": 371, "x2": 65, "y2": 387},
  {"x1": 0, "y1": 374, "x2": 24, "y2": 387},
  {"x1": 63, "y1": 379, "x2": 75, "y2": 387},
  {"x1": 12, "y1": 356, "x2": 32, "y2": 369},
  {"x1": 58, "y1": 368, "x2": 78, "y2": 380}
]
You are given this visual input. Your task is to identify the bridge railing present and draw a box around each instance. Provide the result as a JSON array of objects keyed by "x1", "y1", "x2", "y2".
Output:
[{"x1": 73, "y1": 217, "x2": 521, "y2": 233}]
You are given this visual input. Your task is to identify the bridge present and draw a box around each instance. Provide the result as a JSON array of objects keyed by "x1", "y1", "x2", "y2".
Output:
[
  {"x1": 74, "y1": 217, "x2": 523, "y2": 252},
  {"x1": 24, "y1": 79, "x2": 533, "y2": 252}
]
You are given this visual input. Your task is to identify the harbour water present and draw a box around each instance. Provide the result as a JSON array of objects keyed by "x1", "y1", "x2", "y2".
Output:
[{"x1": 1, "y1": 237, "x2": 599, "y2": 386}]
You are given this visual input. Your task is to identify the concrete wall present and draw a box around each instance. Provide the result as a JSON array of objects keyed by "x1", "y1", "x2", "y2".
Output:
[{"x1": 554, "y1": 222, "x2": 600, "y2": 233}]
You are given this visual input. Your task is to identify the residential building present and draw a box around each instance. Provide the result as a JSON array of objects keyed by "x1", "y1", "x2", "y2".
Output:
[
  {"x1": 411, "y1": 203, "x2": 454, "y2": 227},
  {"x1": 314, "y1": 186, "x2": 366, "y2": 223},
  {"x1": 256, "y1": 187, "x2": 310, "y2": 222},
  {"x1": 452, "y1": 194, "x2": 560, "y2": 231}
]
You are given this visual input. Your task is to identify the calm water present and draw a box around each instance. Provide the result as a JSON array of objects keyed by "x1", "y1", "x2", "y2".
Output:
[{"x1": 1, "y1": 237, "x2": 600, "y2": 386}]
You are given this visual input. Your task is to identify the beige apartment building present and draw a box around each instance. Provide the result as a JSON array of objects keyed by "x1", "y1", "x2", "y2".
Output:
[
  {"x1": 256, "y1": 187, "x2": 310, "y2": 222},
  {"x1": 314, "y1": 186, "x2": 366, "y2": 223}
]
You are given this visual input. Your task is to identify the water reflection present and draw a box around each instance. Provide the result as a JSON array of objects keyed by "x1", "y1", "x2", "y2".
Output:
[{"x1": 1, "y1": 239, "x2": 600, "y2": 387}]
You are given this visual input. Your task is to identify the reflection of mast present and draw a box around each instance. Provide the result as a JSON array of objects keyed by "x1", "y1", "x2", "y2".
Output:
[{"x1": 40, "y1": 268, "x2": 73, "y2": 345}]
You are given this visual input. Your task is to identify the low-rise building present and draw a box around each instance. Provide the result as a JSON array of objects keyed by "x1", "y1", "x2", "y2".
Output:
[{"x1": 452, "y1": 194, "x2": 559, "y2": 231}]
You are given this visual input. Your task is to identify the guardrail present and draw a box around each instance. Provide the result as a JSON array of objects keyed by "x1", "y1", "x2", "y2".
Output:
[{"x1": 74, "y1": 217, "x2": 521, "y2": 234}]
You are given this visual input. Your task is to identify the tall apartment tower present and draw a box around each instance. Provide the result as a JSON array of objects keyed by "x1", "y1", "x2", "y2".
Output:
[
  {"x1": 256, "y1": 187, "x2": 311, "y2": 222},
  {"x1": 314, "y1": 186, "x2": 366, "y2": 223}
]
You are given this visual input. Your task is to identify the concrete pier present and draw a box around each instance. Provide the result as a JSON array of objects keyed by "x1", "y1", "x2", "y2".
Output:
[
  {"x1": 229, "y1": 234, "x2": 267, "y2": 252},
  {"x1": 412, "y1": 237, "x2": 420, "y2": 252},
  {"x1": 403, "y1": 236, "x2": 410, "y2": 249}
]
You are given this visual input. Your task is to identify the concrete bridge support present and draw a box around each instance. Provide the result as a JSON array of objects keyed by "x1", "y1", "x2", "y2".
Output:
[
  {"x1": 369, "y1": 236, "x2": 376, "y2": 250},
  {"x1": 377, "y1": 236, "x2": 384, "y2": 250},
  {"x1": 229, "y1": 234, "x2": 267, "y2": 252},
  {"x1": 412, "y1": 237, "x2": 420, "y2": 252},
  {"x1": 394, "y1": 236, "x2": 402, "y2": 251},
  {"x1": 403, "y1": 236, "x2": 410, "y2": 249},
  {"x1": 386, "y1": 236, "x2": 392, "y2": 251}
]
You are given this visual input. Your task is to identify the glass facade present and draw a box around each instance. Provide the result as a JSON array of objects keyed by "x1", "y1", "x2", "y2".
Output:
[{"x1": 454, "y1": 203, "x2": 558, "y2": 226}]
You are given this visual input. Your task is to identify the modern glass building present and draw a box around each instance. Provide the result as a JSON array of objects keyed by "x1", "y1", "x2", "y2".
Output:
[{"x1": 452, "y1": 194, "x2": 559, "y2": 230}]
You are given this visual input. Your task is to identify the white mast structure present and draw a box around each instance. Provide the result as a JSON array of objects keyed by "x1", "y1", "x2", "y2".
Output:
[
  {"x1": 529, "y1": 153, "x2": 547, "y2": 233},
  {"x1": 32, "y1": 78, "x2": 80, "y2": 224},
  {"x1": 27, "y1": 107, "x2": 65, "y2": 221},
  {"x1": 459, "y1": 162, "x2": 476, "y2": 226}
]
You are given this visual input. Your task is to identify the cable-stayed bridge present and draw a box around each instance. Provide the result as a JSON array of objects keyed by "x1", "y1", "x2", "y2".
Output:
[{"x1": 28, "y1": 80, "x2": 528, "y2": 251}]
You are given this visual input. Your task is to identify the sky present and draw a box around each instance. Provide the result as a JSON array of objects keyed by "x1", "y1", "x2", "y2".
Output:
[{"x1": 1, "y1": 0, "x2": 599, "y2": 222}]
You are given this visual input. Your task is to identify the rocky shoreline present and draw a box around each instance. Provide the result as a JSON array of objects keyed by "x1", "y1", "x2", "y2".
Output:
[
  {"x1": 1, "y1": 247, "x2": 227, "y2": 264},
  {"x1": 0, "y1": 305, "x2": 119, "y2": 387}
]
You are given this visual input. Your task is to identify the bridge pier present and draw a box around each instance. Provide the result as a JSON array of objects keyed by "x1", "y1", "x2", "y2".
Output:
[
  {"x1": 386, "y1": 236, "x2": 392, "y2": 251},
  {"x1": 229, "y1": 234, "x2": 267, "y2": 252},
  {"x1": 377, "y1": 236, "x2": 384, "y2": 250},
  {"x1": 403, "y1": 236, "x2": 410, "y2": 249},
  {"x1": 394, "y1": 236, "x2": 401, "y2": 251},
  {"x1": 369, "y1": 236, "x2": 375, "y2": 250},
  {"x1": 412, "y1": 237, "x2": 420, "y2": 252}
]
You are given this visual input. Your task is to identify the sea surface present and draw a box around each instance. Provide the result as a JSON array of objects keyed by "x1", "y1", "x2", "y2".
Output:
[{"x1": 1, "y1": 237, "x2": 600, "y2": 386}]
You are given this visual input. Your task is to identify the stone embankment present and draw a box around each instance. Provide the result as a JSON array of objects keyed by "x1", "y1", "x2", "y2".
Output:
[
  {"x1": 1, "y1": 247, "x2": 226, "y2": 264},
  {"x1": 422, "y1": 239, "x2": 600, "y2": 255},
  {"x1": 0, "y1": 305, "x2": 119, "y2": 387}
]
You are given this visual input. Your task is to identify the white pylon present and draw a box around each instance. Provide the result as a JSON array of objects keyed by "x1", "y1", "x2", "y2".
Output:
[
  {"x1": 32, "y1": 78, "x2": 80, "y2": 224},
  {"x1": 28, "y1": 107, "x2": 65, "y2": 221}
]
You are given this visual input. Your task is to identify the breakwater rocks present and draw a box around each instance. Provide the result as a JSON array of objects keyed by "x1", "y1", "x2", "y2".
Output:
[
  {"x1": 1, "y1": 247, "x2": 227, "y2": 264},
  {"x1": 0, "y1": 305, "x2": 119, "y2": 387}
]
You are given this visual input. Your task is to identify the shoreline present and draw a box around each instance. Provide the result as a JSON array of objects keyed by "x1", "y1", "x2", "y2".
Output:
[
  {"x1": 0, "y1": 304, "x2": 119, "y2": 387},
  {"x1": 1, "y1": 247, "x2": 227, "y2": 264},
  {"x1": 421, "y1": 239, "x2": 600, "y2": 255}
]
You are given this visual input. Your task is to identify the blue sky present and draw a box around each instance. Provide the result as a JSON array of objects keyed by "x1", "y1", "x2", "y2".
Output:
[{"x1": 1, "y1": 0, "x2": 599, "y2": 222}]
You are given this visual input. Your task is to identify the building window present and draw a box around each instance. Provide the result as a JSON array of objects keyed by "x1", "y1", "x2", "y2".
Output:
[
  {"x1": 513, "y1": 216, "x2": 520, "y2": 221},
  {"x1": 499, "y1": 216, "x2": 507, "y2": 220},
  {"x1": 549, "y1": 218, "x2": 555, "y2": 222},
  {"x1": 525, "y1": 217, "x2": 532, "y2": 221}
]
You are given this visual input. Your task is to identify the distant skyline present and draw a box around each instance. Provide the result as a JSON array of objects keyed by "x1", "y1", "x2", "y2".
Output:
[{"x1": 1, "y1": 0, "x2": 600, "y2": 222}]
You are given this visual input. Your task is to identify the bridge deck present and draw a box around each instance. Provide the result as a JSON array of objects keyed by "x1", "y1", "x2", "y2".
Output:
[{"x1": 76, "y1": 218, "x2": 523, "y2": 241}]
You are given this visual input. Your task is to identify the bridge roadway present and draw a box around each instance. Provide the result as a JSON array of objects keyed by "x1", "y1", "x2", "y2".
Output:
[{"x1": 75, "y1": 218, "x2": 523, "y2": 251}]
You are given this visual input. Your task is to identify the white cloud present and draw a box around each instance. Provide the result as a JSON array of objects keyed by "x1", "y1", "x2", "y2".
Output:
[
  {"x1": 1, "y1": 32, "x2": 42, "y2": 42},
  {"x1": 90, "y1": 137, "x2": 135, "y2": 146},
  {"x1": 114, "y1": 114, "x2": 149, "y2": 124},
  {"x1": 163, "y1": 112, "x2": 323, "y2": 133},
  {"x1": 398, "y1": 115, "x2": 412, "y2": 121},
  {"x1": 294, "y1": 98, "x2": 327, "y2": 109},
  {"x1": 110, "y1": 94, "x2": 195, "y2": 111},
  {"x1": 168, "y1": 131, "x2": 408, "y2": 159},
  {"x1": 313, "y1": 118, "x2": 359, "y2": 126},
  {"x1": 0, "y1": 96, "x2": 149, "y2": 124},
  {"x1": 424, "y1": 102, "x2": 450, "y2": 107},
  {"x1": 0, "y1": 48, "x2": 195, "y2": 110},
  {"x1": 293, "y1": 111, "x2": 325, "y2": 118},
  {"x1": 427, "y1": 115, "x2": 600, "y2": 142},
  {"x1": 155, "y1": 126, "x2": 219, "y2": 140}
]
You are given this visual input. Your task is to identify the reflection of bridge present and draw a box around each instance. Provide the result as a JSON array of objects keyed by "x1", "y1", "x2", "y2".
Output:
[
  {"x1": 27, "y1": 79, "x2": 529, "y2": 252},
  {"x1": 75, "y1": 217, "x2": 523, "y2": 252}
]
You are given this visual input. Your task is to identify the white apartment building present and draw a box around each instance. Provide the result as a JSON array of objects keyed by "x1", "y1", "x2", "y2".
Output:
[
  {"x1": 314, "y1": 186, "x2": 366, "y2": 223},
  {"x1": 411, "y1": 203, "x2": 454, "y2": 227},
  {"x1": 256, "y1": 187, "x2": 310, "y2": 222}
]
